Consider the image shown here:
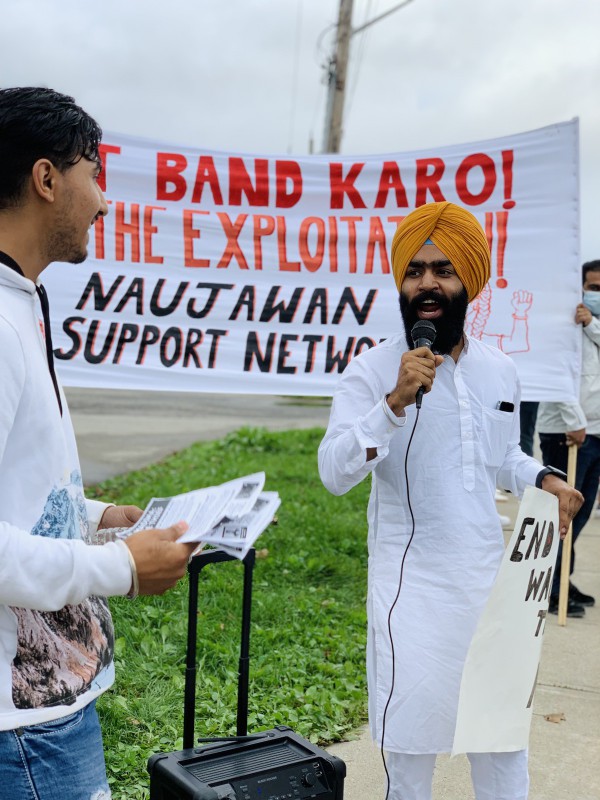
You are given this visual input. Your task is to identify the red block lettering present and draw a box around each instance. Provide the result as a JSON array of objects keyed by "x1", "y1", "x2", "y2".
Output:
[
  {"x1": 191, "y1": 156, "x2": 224, "y2": 205},
  {"x1": 253, "y1": 215, "x2": 276, "y2": 271},
  {"x1": 415, "y1": 158, "x2": 446, "y2": 206},
  {"x1": 276, "y1": 160, "x2": 303, "y2": 208},
  {"x1": 115, "y1": 202, "x2": 140, "y2": 262},
  {"x1": 374, "y1": 162, "x2": 409, "y2": 208},
  {"x1": 277, "y1": 216, "x2": 300, "y2": 272},
  {"x1": 299, "y1": 217, "x2": 326, "y2": 272},
  {"x1": 143, "y1": 205, "x2": 166, "y2": 264},
  {"x1": 183, "y1": 209, "x2": 211, "y2": 267},
  {"x1": 340, "y1": 216, "x2": 362, "y2": 274},
  {"x1": 229, "y1": 158, "x2": 269, "y2": 206},
  {"x1": 455, "y1": 153, "x2": 497, "y2": 206},
  {"x1": 330, "y1": 163, "x2": 367, "y2": 209},
  {"x1": 97, "y1": 144, "x2": 121, "y2": 192},
  {"x1": 216, "y1": 213, "x2": 249, "y2": 269},
  {"x1": 365, "y1": 216, "x2": 390, "y2": 274},
  {"x1": 157, "y1": 152, "x2": 188, "y2": 201}
]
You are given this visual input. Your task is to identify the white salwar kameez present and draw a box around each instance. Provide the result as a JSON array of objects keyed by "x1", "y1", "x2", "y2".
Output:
[{"x1": 318, "y1": 333, "x2": 541, "y2": 754}]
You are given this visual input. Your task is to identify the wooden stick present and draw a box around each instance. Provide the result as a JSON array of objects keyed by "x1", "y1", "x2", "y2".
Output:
[{"x1": 557, "y1": 444, "x2": 578, "y2": 626}]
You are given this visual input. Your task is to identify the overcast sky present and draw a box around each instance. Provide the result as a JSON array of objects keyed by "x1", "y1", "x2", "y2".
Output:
[{"x1": 2, "y1": 0, "x2": 599, "y2": 258}]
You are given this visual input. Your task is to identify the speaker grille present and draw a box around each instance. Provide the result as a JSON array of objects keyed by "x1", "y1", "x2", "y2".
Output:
[{"x1": 185, "y1": 740, "x2": 309, "y2": 784}]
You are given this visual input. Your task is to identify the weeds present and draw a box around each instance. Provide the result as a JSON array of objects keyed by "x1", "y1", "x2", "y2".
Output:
[{"x1": 94, "y1": 427, "x2": 370, "y2": 798}]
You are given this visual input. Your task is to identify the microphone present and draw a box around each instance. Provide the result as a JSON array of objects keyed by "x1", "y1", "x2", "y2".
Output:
[{"x1": 411, "y1": 320, "x2": 437, "y2": 409}]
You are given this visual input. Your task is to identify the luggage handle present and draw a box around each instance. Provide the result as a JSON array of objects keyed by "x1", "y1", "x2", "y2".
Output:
[{"x1": 183, "y1": 548, "x2": 256, "y2": 750}]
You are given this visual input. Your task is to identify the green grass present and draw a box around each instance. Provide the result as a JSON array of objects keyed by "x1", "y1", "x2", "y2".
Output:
[{"x1": 87, "y1": 427, "x2": 371, "y2": 799}]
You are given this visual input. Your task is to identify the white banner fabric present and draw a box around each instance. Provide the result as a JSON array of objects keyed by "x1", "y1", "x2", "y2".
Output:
[
  {"x1": 44, "y1": 120, "x2": 580, "y2": 399},
  {"x1": 452, "y1": 486, "x2": 559, "y2": 754}
]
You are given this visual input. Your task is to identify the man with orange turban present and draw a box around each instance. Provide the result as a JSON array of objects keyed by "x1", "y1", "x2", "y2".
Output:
[{"x1": 319, "y1": 202, "x2": 581, "y2": 800}]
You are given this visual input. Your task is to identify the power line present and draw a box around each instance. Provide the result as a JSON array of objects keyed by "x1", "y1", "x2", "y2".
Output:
[
  {"x1": 310, "y1": 21, "x2": 337, "y2": 152},
  {"x1": 346, "y1": 0, "x2": 376, "y2": 123},
  {"x1": 322, "y1": 0, "x2": 417, "y2": 152},
  {"x1": 287, "y1": 0, "x2": 304, "y2": 154}
]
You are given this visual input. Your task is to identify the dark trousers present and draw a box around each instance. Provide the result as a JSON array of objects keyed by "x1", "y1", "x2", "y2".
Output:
[
  {"x1": 519, "y1": 401, "x2": 539, "y2": 457},
  {"x1": 539, "y1": 432, "x2": 600, "y2": 596}
]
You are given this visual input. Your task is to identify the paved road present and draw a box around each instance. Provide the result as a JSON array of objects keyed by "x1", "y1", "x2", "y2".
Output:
[{"x1": 65, "y1": 388, "x2": 332, "y2": 485}]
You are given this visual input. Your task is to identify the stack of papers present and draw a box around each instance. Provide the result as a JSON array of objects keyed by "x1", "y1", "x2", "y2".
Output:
[{"x1": 123, "y1": 472, "x2": 280, "y2": 559}]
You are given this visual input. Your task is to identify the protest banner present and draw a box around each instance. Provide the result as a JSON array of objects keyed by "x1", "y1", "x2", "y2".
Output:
[
  {"x1": 44, "y1": 120, "x2": 580, "y2": 400},
  {"x1": 452, "y1": 486, "x2": 559, "y2": 754}
]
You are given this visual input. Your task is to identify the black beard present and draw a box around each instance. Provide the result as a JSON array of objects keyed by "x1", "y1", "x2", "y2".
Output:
[{"x1": 399, "y1": 288, "x2": 469, "y2": 355}]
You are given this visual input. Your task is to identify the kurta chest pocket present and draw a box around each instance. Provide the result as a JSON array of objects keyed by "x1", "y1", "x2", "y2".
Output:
[{"x1": 479, "y1": 407, "x2": 514, "y2": 467}]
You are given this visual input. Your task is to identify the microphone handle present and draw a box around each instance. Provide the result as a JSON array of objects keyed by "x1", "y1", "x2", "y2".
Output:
[
  {"x1": 414, "y1": 337, "x2": 434, "y2": 409},
  {"x1": 414, "y1": 337, "x2": 433, "y2": 349}
]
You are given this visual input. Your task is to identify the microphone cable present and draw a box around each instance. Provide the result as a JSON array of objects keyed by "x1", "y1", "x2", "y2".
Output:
[{"x1": 380, "y1": 405, "x2": 421, "y2": 800}]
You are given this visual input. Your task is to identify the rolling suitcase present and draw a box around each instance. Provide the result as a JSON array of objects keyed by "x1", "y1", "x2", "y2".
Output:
[{"x1": 148, "y1": 547, "x2": 346, "y2": 799}]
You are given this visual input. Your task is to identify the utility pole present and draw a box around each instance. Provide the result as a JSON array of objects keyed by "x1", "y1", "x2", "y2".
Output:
[
  {"x1": 322, "y1": 0, "x2": 354, "y2": 154},
  {"x1": 321, "y1": 0, "x2": 416, "y2": 154}
]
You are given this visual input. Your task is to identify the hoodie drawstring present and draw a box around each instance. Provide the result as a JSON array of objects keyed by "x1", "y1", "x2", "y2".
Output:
[{"x1": 0, "y1": 251, "x2": 63, "y2": 417}]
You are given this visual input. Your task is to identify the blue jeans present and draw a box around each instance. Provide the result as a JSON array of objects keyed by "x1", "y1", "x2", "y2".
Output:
[{"x1": 0, "y1": 701, "x2": 111, "y2": 800}]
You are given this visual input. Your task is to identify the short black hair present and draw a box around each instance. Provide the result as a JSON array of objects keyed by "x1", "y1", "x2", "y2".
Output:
[
  {"x1": 582, "y1": 260, "x2": 600, "y2": 284},
  {"x1": 0, "y1": 87, "x2": 102, "y2": 209}
]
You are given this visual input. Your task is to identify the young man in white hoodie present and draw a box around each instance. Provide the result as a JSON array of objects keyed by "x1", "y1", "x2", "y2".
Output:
[{"x1": 0, "y1": 87, "x2": 197, "y2": 800}]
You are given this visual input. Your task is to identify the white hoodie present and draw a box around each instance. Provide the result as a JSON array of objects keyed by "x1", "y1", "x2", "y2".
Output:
[{"x1": 0, "y1": 263, "x2": 132, "y2": 730}]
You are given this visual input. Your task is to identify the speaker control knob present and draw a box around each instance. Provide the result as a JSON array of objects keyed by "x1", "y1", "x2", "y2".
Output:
[{"x1": 302, "y1": 772, "x2": 316, "y2": 787}]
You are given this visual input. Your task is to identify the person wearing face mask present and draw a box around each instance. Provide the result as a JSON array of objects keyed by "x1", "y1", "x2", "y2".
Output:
[{"x1": 537, "y1": 259, "x2": 600, "y2": 617}]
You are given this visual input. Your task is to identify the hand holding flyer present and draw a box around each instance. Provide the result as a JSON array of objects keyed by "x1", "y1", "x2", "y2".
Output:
[{"x1": 119, "y1": 472, "x2": 279, "y2": 559}]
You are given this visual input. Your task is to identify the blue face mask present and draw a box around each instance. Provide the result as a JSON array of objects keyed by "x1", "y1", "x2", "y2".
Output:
[{"x1": 583, "y1": 291, "x2": 600, "y2": 316}]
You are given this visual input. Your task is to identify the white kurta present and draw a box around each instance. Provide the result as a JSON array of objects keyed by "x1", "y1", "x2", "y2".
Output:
[{"x1": 318, "y1": 333, "x2": 541, "y2": 754}]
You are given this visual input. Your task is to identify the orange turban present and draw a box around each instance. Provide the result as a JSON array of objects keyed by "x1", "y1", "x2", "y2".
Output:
[{"x1": 391, "y1": 201, "x2": 490, "y2": 302}]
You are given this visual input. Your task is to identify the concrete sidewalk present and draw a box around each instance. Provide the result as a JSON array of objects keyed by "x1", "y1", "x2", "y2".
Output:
[
  {"x1": 328, "y1": 490, "x2": 600, "y2": 800},
  {"x1": 66, "y1": 389, "x2": 599, "y2": 799}
]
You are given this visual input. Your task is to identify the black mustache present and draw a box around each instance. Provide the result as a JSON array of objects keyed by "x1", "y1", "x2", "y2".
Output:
[{"x1": 410, "y1": 291, "x2": 449, "y2": 308}]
